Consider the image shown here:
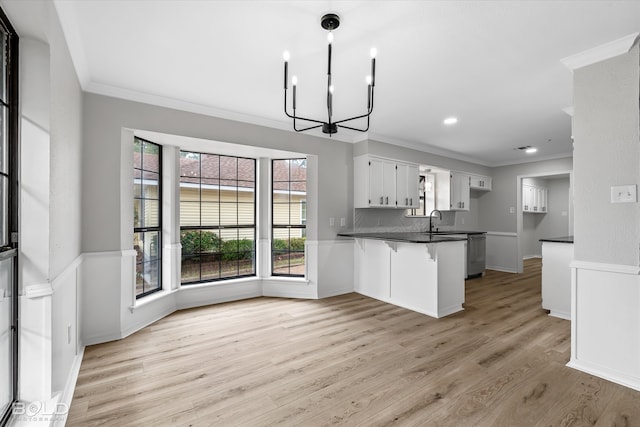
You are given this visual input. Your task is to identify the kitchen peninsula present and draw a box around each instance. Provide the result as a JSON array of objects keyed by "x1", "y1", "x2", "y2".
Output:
[{"x1": 338, "y1": 232, "x2": 467, "y2": 318}]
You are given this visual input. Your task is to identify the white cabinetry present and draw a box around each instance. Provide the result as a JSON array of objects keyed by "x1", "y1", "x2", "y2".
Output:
[
  {"x1": 541, "y1": 241, "x2": 573, "y2": 320},
  {"x1": 470, "y1": 174, "x2": 492, "y2": 191},
  {"x1": 354, "y1": 155, "x2": 419, "y2": 209},
  {"x1": 523, "y1": 184, "x2": 548, "y2": 213},
  {"x1": 449, "y1": 172, "x2": 470, "y2": 211},
  {"x1": 353, "y1": 238, "x2": 465, "y2": 318},
  {"x1": 397, "y1": 163, "x2": 420, "y2": 209}
]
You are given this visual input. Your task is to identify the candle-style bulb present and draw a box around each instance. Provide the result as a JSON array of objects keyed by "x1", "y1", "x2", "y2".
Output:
[
  {"x1": 283, "y1": 51, "x2": 290, "y2": 62},
  {"x1": 327, "y1": 32, "x2": 334, "y2": 44},
  {"x1": 370, "y1": 47, "x2": 377, "y2": 58},
  {"x1": 366, "y1": 75, "x2": 372, "y2": 85},
  {"x1": 292, "y1": 76, "x2": 298, "y2": 86}
]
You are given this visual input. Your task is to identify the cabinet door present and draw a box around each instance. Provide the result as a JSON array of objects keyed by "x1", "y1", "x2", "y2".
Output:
[
  {"x1": 382, "y1": 161, "x2": 396, "y2": 207},
  {"x1": 523, "y1": 184, "x2": 531, "y2": 211},
  {"x1": 407, "y1": 164, "x2": 420, "y2": 208},
  {"x1": 470, "y1": 175, "x2": 491, "y2": 190},
  {"x1": 450, "y1": 172, "x2": 470, "y2": 211},
  {"x1": 539, "y1": 188, "x2": 547, "y2": 212},
  {"x1": 396, "y1": 163, "x2": 409, "y2": 208},
  {"x1": 369, "y1": 158, "x2": 385, "y2": 207}
]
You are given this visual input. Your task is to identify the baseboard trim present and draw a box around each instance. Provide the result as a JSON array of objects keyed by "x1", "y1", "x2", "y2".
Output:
[
  {"x1": 55, "y1": 345, "x2": 85, "y2": 427},
  {"x1": 567, "y1": 359, "x2": 640, "y2": 392},
  {"x1": 486, "y1": 266, "x2": 518, "y2": 274}
]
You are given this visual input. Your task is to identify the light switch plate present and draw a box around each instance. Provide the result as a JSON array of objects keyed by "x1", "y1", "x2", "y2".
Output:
[{"x1": 610, "y1": 185, "x2": 637, "y2": 203}]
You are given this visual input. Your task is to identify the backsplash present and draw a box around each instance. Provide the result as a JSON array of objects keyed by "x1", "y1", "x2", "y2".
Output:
[{"x1": 354, "y1": 208, "x2": 457, "y2": 233}]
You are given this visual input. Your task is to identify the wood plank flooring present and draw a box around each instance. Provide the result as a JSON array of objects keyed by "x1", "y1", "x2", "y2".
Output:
[{"x1": 67, "y1": 259, "x2": 640, "y2": 426}]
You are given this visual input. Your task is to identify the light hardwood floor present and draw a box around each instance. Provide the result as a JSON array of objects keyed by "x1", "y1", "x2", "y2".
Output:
[{"x1": 68, "y1": 259, "x2": 640, "y2": 426}]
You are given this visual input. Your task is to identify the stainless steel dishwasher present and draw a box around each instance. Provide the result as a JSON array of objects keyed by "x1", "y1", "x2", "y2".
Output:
[{"x1": 467, "y1": 233, "x2": 486, "y2": 278}]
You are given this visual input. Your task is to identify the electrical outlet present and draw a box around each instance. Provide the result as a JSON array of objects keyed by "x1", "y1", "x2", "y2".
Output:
[
  {"x1": 509, "y1": 207, "x2": 515, "y2": 214},
  {"x1": 340, "y1": 217, "x2": 346, "y2": 227},
  {"x1": 329, "y1": 217, "x2": 335, "y2": 227}
]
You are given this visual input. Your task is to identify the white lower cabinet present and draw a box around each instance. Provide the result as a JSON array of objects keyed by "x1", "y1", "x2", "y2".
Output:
[
  {"x1": 353, "y1": 238, "x2": 465, "y2": 318},
  {"x1": 541, "y1": 241, "x2": 573, "y2": 320}
]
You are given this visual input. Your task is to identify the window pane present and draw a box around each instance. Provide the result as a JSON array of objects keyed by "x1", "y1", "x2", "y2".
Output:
[
  {"x1": 0, "y1": 31, "x2": 5, "y2": 103},
  {"x1": 272, "y1": 158, "x2": 306, "y2": 277},
  {"x1": 180, "y1": 201, "x2": 201, "y2": 226},
  {"x1": 134, "y1": 138, "x2": 162, "y2": 298},
  {"x1": 180, "y1": 185, "x2": 200, "y2": 202},
  {"x1": 238, "y1": 202, "x2": 255, "y2": 225},
  {"x1": 201, "y1": 154, "x2": 219, "y2": 178},
  {"x1": 238, "y1": 158, "x2": 255, "y2": 182},
  {"x1": 0, "y1": 176, "x2": 6, "y2": 246},
  {"x1": 201, "y1": 202, "x2": 220, "y2": 227},
  {"x1": 181, "y1": 255, "x2": 201, "y2": 283},
  {"x1": 0, "y1": 107, "x2": 7, "y2": 175},
  {"x1": 220, "y1": 202, "x2": 239, "y2": 226},
  {"x1": 180, "y1": 153, "x2": 255, "y2": 284},
  {"x1": 220, "y1": 156, "x2": 237, "y2": 180},
  {"x1": 272, "y1": 160, "x2": 290, "y2": 182},
  {"x1": 201, "y1": 255, "x2": 221, "y2": 281},
  {"x1": 133, "y1": 199, "x2": 143, "y2": 229},
  {"x1": 144, "y1": 200, "x2": 160, "y2": 227},
  {"x1": 180, "y1": 151, "x2": 200, "y2": 178}
]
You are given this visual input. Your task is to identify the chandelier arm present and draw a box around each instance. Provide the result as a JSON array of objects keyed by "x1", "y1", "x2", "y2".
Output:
[
  {"x1": 294, "y1": 123, "x2": 323, "y2": 132},
  {"x1": 333, "y1": 111, "x2": 372, "y2": 125},
  {"x1": 337, "y1": 118, "x2": 370, "y2": 133},
  {"x1": 285, "y1": 89, "x2": 327, "y2": 125},
  {"x1": 333, "y1": 87, "x2": 374, "y2": 125}
]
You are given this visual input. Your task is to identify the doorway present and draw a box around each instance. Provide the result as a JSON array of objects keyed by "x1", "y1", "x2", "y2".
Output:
[{"x1": 516, "y1": 171, "x2": 573, "y2": 273}]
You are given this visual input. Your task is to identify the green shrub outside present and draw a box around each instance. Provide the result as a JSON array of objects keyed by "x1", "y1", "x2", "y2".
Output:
[
  {"x1": 272, "y1": 237, "x2": 306, "y2": 252},
  {"x1": 181, "y1": 230, "x2": 222, "y2": 254},
  {"x1": 221, "y1": 239, "x2": 255, "y2": 261}
]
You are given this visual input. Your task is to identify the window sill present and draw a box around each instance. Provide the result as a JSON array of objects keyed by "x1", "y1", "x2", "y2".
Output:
[
  {"x1": 129, "y1": 288, "x2": 178, "y2": 312},
  {"x1": 263, "y1": 276, "x2": 310, "y2": 285},
  {"x1": 179, "y1": 276, "x2": 261, "y2": 290}
]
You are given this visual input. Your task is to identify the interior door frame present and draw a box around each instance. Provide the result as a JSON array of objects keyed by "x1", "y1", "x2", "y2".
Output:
[{"x1": 516, "y1": 170, "x2": 573, "y2": 273}]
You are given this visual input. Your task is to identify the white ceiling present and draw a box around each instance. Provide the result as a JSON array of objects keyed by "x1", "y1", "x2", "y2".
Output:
[{"x1": 49, "y1": 1, "x2": 640, "y2": 166}]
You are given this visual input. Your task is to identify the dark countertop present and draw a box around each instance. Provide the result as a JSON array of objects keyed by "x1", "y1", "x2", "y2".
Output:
[
  {"x1": 430, "y1": 230, "x2": 487, "y2": 235},
  {"x1": 539, "y1": 236, "x2": 574, "y2": 244},
  {"x1": 337, "y1": 232, "x2": 468, "y2": 244}
]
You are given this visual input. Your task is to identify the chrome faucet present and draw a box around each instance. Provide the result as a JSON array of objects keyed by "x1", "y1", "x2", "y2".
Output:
[{"x1": 428, "y1": 209, "x2": 442, "y2": 233}]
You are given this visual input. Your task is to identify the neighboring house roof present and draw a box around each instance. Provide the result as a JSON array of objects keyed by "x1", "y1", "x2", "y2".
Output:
[{"x1": 134, "y1": 151, "x2": 306, "y2": 192}]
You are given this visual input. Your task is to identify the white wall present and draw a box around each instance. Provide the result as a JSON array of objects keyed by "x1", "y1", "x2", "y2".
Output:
[
  {"x1": 3, "y1": 0, "x2": 85, "y2": 410},
  {"x1": 569, "y1": 43, "x2": 640, "y2": 391}
]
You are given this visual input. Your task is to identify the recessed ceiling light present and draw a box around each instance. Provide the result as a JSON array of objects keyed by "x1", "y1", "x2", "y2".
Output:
[
  {"x1": 443, "y1": 117, "x2": 458, "y2": 125},
  {"x1": 525, "y1": 147, "x2": 538, "y2": 154}
]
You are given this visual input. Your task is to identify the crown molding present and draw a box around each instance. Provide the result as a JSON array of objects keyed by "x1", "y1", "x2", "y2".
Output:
[
  {"x1": 561, "y1": 32, "x2": 640, "y2": 71},
  {"x1": 366, "y1": 132, "x2": 492, "y2": 167}
]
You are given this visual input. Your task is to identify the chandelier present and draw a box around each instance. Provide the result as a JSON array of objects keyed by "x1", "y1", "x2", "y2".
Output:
[{"x1": 283, "y1": 13, "x2": 377, "y2": 136}]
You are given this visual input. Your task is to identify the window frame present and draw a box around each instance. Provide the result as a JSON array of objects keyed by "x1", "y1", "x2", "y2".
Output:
[
  {"x1": 179, "y1": 151, "x2": 257, "y2": 284},
  {"x1": 271, "y1": 158, "x2": 307, "y2": 277},
  {"x1": 133, "y1": 137, "x2": 163, "y2": 299}
]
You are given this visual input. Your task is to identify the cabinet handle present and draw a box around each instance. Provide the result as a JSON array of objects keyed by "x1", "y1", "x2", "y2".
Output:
[
  {"x1": 410, "y1": 198, "x2": 413, "y2": 205},
  {"x1": 405, "y1": 198, "x2": 408, "y2": 205},
  {"x1": 380, "y1": 196, "x2": 383, "y2": 204},
  {"x1": 385, "y1": 197, "x2": 389, "y2": 205}
]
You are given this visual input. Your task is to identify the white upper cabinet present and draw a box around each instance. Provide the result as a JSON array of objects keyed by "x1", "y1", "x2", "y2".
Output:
[
  {"x1": 523, "y1": 183, "x2": 548, "y2": 213},
  {"x1": 354, "y1": 155, "x2": 419, "y2": 209},
  {"x1": 449, "y1": 172, "x2": 470, "y2": 211},
  {"x1": 470, "y1": 174, "x2": 492, "y2": 191},
  {"x1": 397, "y1": 163, "x2": 420, "y2": 209}
]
